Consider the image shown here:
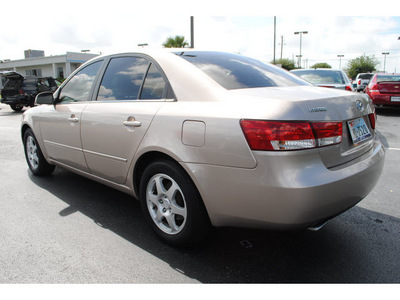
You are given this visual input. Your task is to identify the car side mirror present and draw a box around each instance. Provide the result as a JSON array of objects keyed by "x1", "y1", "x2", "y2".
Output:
[{"x1": 35, "y1": 92, "x2": 54, "y2": 105}]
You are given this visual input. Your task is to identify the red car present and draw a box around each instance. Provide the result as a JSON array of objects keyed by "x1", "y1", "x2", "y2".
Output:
[{"x1": 365, "y1": 73, "x2": 400, "y2": 107}]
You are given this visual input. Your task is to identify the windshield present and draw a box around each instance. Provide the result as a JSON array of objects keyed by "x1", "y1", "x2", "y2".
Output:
[
  {"x1": 175, "y1": 51, "x2": 309, "y2": 90},
  {"x1": 291, "y1": 69, "x2": 349, "y2": 85},
  {"x1": 377, "y1": 75, "x2": 400, "y2": 82}
]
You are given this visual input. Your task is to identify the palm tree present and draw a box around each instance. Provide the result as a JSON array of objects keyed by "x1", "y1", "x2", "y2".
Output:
[{"x1": 162, "y1": 36, "x2": 189, "y2": 48}]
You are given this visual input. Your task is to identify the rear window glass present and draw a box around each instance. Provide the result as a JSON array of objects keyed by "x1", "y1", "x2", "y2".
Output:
[
  {"x1": 176, "y1": 51, "x2": 309, "y2": 90},
  {"x1": 291, "y1": 69, "x2": 348, "y2": 85},
  {"x1": 377, "y1": 75, "x2": 400, "y2": 82},
  {"x1": 358, "y1": 74, "x2": 374, "y2": 80}
]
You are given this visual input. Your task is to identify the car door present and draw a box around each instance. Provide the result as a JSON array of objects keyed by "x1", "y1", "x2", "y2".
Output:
[
  {"x1": 80, "y1": 56, "x2": 168, "y2": 184},
  {"x1": 39, "y1": 60, "x2": 103, "y2": 172}
]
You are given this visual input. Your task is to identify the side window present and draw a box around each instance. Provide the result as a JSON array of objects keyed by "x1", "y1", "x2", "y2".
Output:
[
  {"x1": 97, "y1": 57, "x2": 149, "y2": 101},
  {"x1": 140, "y1": 63, "x2": 166, "y2": 100},
  {"x1": 59, "y1": 61, "x2": 102, "y2": 103}
]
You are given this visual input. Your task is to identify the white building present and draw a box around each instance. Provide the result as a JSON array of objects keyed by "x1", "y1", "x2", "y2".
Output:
[{"x1": 0, "y1": 51, "x2": 99, "y2": 80}]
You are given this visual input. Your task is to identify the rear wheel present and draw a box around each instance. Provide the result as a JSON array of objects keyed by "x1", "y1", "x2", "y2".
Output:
[
  {"x1": 10, "y1": 104, "x2": 23, "y2": 112},
  {"x1": 139, "y1": 160, "x2": 211, "y2": 246},
  {"x1": 23, "y1": 129, "x2": 55, "y2": 176}
]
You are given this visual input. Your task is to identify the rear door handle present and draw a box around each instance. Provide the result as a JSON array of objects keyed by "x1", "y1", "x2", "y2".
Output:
[{"x1": 123, "y1": 120, "x2": 141, "y2": 127}]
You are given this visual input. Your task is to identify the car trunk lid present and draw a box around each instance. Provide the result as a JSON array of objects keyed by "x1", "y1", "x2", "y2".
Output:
[
  {"x1": 230, "y1": 86, "x2": 376, "y2": 169},
  {"x1": 376, "y1": 81, "x2": 400, "y2": 94}
]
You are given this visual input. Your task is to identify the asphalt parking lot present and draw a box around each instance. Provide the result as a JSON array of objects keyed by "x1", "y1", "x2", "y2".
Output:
[{"x1": 0, "y1": 102, "x2": 399, "y2": 284}]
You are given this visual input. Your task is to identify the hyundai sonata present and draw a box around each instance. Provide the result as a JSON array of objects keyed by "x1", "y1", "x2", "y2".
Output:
[{"x1": 21, "y1": 50, "x2": 385, "y2": 246}]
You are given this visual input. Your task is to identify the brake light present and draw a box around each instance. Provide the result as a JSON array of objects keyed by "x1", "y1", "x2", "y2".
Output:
[
  {"x1": 368, "y1": 76, "x2": 379, "y2": 92},
  {"x1": 19, "y1": 89, "x2": 24, "y2": 95},
  {"x1": 345, "y1": 85, "x2": 353, "y2": 91},
  {"x1": 369, "y1": 84, "x2": 379, "y2": 93},
  {"x1": 240, "y1": 120, "x2": 342, "y2": 151},
  {"x1": 358, "y1": 79, "x2": 361, "y2": 85},
  {"x1": 368, "y1": 112, "x2": 376, "y2": 129}
]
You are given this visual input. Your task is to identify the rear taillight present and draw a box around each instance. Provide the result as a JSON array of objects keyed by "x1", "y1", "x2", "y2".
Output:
[
  {"x1": 368, "y1": 112, "x2": 376, "y2": 129},
  {"x1": 358, "y1": 79, "x2": 361, "y2": 85},
  {"x1": 19, "y1": 89, "x2": 24, "y2": 95},
  {"x1": 369, "y1": 84, "x2": 380, "y2": 93},
  {"x1": 240, "y1": 120, "x2": 342, "y2": 151},
  {"x1": 345, "y1": 85, "x2": 354, "y2": 91},
  {"x1": 368, "y1": 76, "x2": 379, "y2": 93}
]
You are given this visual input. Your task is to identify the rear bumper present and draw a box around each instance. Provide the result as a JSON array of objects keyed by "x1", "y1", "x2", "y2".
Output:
[
  {"x1": 184, "y1": 136, "x2": 385, "y2": 229},
  {"x1": 0, "y1": 95, "x2": 31, "y2": 106},
  {"x1": 370, "y1": 93, "x2": 400, "y2": 106}
]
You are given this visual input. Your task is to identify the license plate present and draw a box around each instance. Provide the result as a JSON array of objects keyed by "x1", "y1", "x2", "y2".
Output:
[
  {"x1": 391, "y1": 96, "x2": 400, "y2": 102},
  {"x1": 348, "y1": 117, "x2": 372, "y2": 145}
]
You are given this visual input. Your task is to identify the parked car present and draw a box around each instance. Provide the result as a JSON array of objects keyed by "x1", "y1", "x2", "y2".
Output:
[
  {"x1": 21, "y1": 51, "x2": 385, "y2": 246},
  {"x1": 365, "y1": 73, "x2": 400, "y2": 107},
  {"x1": 0, "y1": 72, "x2": 58, "y2": 111},
  {"x1": 291, "y1": 68, "x2": 354, "y2": 91},
  {"x1": 355, "y1": 73, "x2": 374, "y2": 92}
]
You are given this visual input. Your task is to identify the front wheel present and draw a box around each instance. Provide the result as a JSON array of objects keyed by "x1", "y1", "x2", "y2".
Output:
[
  {"x1": 139, "y1": 160, "x2": 211, "y2": 246},
  {"x1": 23, "y1": 129, "x2": 55, "y2": 176}
]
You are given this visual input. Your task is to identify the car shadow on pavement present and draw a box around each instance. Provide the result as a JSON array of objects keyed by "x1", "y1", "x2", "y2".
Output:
[{"x1": 28, "y1": 167, "x2": 400, "y2": 283}]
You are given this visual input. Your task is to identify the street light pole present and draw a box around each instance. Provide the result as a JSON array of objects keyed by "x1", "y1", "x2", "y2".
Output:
[
  {"x1": 337, "y1": 55, "x2": 344, "y2": 69},
  {"x1": 382, "y1": 52, "x2": 390, "y2": 73},
  {"x1": 190, "y1": 16, "x2": 194, "y2": 48},
  {"x1": 294, "y1": 31, "x2": 308, "y2": 68}
]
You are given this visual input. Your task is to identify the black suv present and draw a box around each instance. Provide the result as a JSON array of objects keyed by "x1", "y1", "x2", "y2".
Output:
[{"x1": 1, "y1": 72, "x2": 58, "y2": 111}]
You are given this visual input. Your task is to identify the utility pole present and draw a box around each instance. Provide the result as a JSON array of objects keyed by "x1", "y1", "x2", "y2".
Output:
[
  {"x1": 190, "y1": 16, "x2": 194, "y2": 48},
  {"x1": 280, "y1": 35, "x2": 285, "y2": 60}
]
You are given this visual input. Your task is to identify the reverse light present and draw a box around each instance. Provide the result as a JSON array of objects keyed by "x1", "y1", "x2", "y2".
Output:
[{"x1": 240, "y1": 120, "x2": 343, "y2": 151}]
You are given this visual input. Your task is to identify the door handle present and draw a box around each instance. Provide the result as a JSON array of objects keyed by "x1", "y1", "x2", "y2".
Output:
[
  {"x1": 123, "y1": 120, "x2": 141, "y2": 127},
  {"x1": 68, "y1": 117, "x2": 79, "y2": 123}
]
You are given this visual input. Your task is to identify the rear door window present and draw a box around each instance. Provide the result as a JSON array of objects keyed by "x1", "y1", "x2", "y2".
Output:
[
  {"x1": 139, "y1": 63, "x2": 166, "y2": 100},
  {"x1": 97, "y1": 57, "x2": 150, "y2": 100}
]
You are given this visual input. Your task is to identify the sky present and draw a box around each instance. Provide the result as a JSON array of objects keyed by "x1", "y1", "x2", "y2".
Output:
[{"x1": 1, "y1": 1, "x2": 399, "y2": 75}]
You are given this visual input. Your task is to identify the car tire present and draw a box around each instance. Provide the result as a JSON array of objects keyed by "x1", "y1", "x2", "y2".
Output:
[
  {"x1": 23, "y1": 129, "x2": 55, "y2": 176},
  {"x1": 10, "y1": 104, "x2": 23, "y2": 112},
  {"x1": 139, "y1": 160, "x2": 211, "y2": 247}
]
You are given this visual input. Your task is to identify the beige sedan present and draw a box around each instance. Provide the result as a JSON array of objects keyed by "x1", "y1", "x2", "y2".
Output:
[{"x1": 21, "y1": 50, "x2": 385, "y2": 246}]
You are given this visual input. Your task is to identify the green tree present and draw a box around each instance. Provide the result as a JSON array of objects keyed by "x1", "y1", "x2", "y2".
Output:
[
  {"x1": 311, "y1": 62, "x2": 332, "y2": 69},
  {"x1": 162, "y1": 36, "x2": 189, "y2": 48},
  {"x1": 346, "y1": 54, "x2": 379, "y2": 79},
  {"x1": 273, "y1": 58, "x2": 297, "y2": 71}
]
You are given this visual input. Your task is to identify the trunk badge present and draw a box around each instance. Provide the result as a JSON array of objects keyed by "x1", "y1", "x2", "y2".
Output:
[
  {"x1": 309, "y1": 107, "x2": 327, "y2": 113},
  {"x1": 356, "y1": 100, "x2": 364, "y2": 111}
]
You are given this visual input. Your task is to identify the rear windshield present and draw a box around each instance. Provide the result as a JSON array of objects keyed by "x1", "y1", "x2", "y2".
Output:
[
  {"x1": 377, "y1": 75, "x2": 400, "y2": 82},
  {"x1": 358, "y1": 73, "x2": 374, "y2": 80},
  {"x1": 175, "y1": 51, "x2": 309, "y2": 90},
  {"x1": 291, "y1": 69, "x2": 348, "y2": 85}
]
